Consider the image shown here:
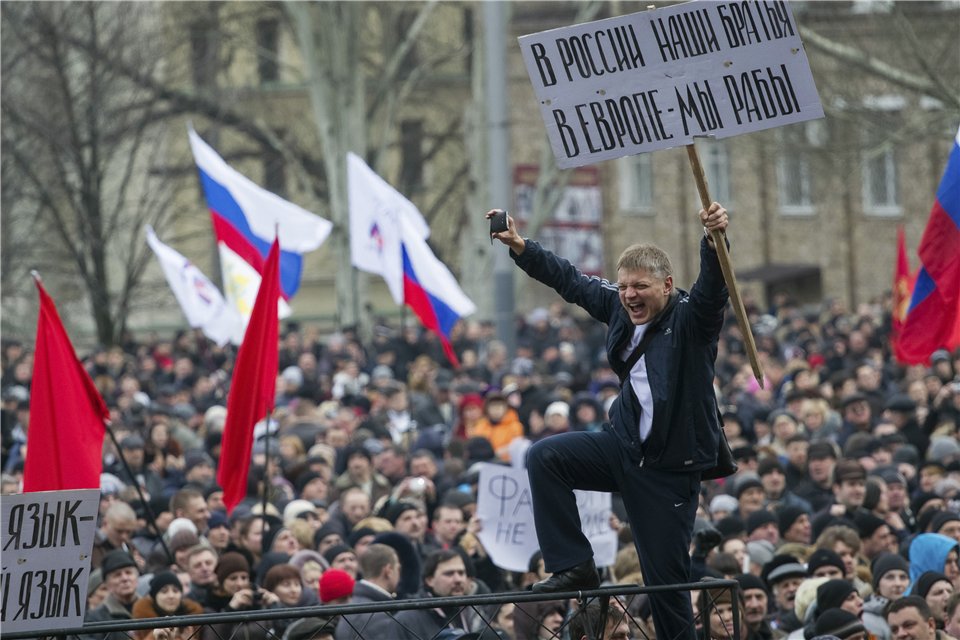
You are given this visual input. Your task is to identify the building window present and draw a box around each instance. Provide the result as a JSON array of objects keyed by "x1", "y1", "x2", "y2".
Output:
[
  {"x1": 256, "y1": 18, "x2": 280, "y2": 84},
  {"x1": 700, "y1": 139, "x2": 731, "y2": 205},
  {"x1": 400, "y1": 120, "x2": 424, "y2": 193},
  {"x1": 397, "y1": 10, "x2": 420, "y2": 77},
  {"x1": 618, "y1": 155, "x2": 654, "y2": 214},
  {"x1": 190, "y1": 23, "x2": 217, "y2": 89},
  {"x1": 463, "y1": 8, "x2": 474, "y2": 73},
  {"x1": 263, "y1": 147, "x2": 286, "y2": 197},
  {"x1": 860, "y1": 109, "x2": 901, "y2": 216},
  {"x1": 778, "y1": 123, "x2": 815, "y2": 215}
]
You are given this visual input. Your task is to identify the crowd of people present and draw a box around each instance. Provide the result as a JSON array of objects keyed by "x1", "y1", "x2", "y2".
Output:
[{"x1": 2, "y1": 281, "x2": 960, "y2": 640}]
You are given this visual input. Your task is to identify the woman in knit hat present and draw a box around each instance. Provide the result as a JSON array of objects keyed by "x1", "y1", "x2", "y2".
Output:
[
  {"x1": 206, "y1": 552, "x2": 279, "y2": 613},
  {"x1": 912, "y1": 571, "x2": 955, "y2": 628},
  {"x1": 204, "y1": 552, "x2": 282, "y2": 640},
  {"x1": 862, "y1": 552, "x2": 911, "y2": 640},
  {"x1": 323, "y1": 544, "x2": 358, "y2": 579},
  {"x1": 131, "y1": 570, "x2": 203, "y2": 640}
]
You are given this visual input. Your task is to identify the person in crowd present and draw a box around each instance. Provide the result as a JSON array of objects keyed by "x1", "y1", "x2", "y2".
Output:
[
  {"x1": 184, "y1": 545, "x2": 218, "y2": 606},
  {"x1": 335, "y1": 544, "x2": 401, "y2": 640},
  {"x1": 395, "y1": 549, "x2": 474, "y2": 639},
  {"x1": 323, "y1": 543, "x2": 360, "y2": 579},
  {"x1": 795, "y1": 442, "x2": 839, "y2": 513},
  {"x1": 488, "y1": 203, "x2": 732, "y2": 640},
  {"x1": 910, "y1": 534, "x2": 960, "y2": 590},
  {"x1": 169, "y1": 488, "x2": 210, "y2": 535},
  {"x1": 92, "y1": 502, "x2": 145, "y2": 571},
  {"x1": 132, "y1": 570, "x2": 204, "y2": 640},
  {"x1": 886, "y1": 597, "x2": 940, "y2": 640},
  {"x1": 84, "y1": 550, "x2": 141, "y2": 635},
  {"x1": 319, "y1": 568, "x2": 355, "y2": 607},
  {"x1": 912, "y1": 571, "x2": 955, "y2": 628},
  {"x1": 863, "y1": 552, "x2": 912, "y2": 640},
  {"x1": 735, "y1": 574, "x2": 775, "y2": 640},
  {"x1": 760, "y1": 555, "x2": 807, "y2": 631},
  {"x1": 472, "y1": 389, "x2": 524, "y2": 462}
]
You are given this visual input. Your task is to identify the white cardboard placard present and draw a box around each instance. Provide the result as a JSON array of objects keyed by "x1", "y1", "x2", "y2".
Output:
[
  {"x1": 1, "y1": 489, "x2": 100, "y2": 633},
  {"x1": 519, "y1": 0, "x2": 824, "y2": 168}
]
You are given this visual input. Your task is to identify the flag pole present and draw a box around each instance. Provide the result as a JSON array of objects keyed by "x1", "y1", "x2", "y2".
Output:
[
  {"x1": 685, "y1": 142, "x2": 765, "y2": 388},
  {"x1": 260, "y1": 408, "x2": 273, "y2": 557},
  {"x1": 103, "y1": 422, "x2": 173, "y2": 563}
]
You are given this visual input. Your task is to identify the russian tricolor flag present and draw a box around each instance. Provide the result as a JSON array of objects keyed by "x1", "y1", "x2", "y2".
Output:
[
  {"x1": 896, "y1": 124, "x2": 960, "y2": 364},
  {"x1": 347, "y1": 153, "x2": 475, "y2": 366},
  {"x1": 188, "y1": 128, "x2": 332, "y2": 319}
]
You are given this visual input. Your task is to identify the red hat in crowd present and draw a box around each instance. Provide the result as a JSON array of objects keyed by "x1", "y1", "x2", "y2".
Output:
[{"x1": 319, "y1": 569, "x2": 355, "y2": 603}]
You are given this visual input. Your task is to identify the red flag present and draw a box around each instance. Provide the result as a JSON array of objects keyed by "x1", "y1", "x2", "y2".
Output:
[
  {"x1": 217, "y1": 238, "x2": 280, "y2": 514},
  {"x1": 890, "y1": 225, "x2": 913, "y2": 358},
  {"x1": 23, "y1": 277, "x2": 109, "y2": 492},
  {"x1": 896, "y1": 125, "x2": 960, "y2": 364}
]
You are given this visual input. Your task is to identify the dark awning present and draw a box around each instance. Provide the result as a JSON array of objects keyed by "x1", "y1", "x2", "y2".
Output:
[{"x1": 737, "y1": 263, "x2": 820, "y2": 283}]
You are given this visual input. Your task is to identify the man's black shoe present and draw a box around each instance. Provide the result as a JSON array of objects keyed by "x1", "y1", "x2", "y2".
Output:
[{"x1": 532, "y1": 559, "x2": 600, "y2": 593}]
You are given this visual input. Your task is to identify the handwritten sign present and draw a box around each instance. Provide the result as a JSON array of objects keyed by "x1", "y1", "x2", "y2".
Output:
[
  {"x1": 1, "y1": 489, "x2": 100, "y2": 633},
  {"x1": 519, "y1": 0, "x2": 824, "y2": 168},
  {"x1": 476, "y1": 464, "x2": 617, "y2": 572}
]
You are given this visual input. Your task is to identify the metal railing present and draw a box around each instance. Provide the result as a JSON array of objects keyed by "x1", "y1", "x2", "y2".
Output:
[{"x1": 3, "y1": 580, "x2": 740, "y2": 640}]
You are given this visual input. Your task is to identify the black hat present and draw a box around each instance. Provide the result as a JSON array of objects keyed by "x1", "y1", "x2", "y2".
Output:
[
  {"x1": 853, "y1": 512, "x2": 887, "y2": 539},
  {"x1": 841, "y1": 393, "x2": 869, "y2": 409},
  {"x1": 747, "y1": 509, "x2": 778, "y2": 535},
  {"x1": 149, "y1": 570, "x2": 183, "y2": 600},
  {"x1": 120, "y1": 434, "x2": 145, "y2": 450},
  {"x1": 778, "y1": 506, "x2": 809, "y2": 537},
  {"x1": 101, "y1": 550, "x2": 138, "y2": 579},
  {"x1": 295, "y1": 471, "x2": 324, "y2": 496},
  {"x1": 885, "y1": 394, "x2": 917, "y2": 413},
  {"x1": 735, "y1": 573, "x2": 768, "y2": 595},
  {"x1": 758, "y1": 457, "x2": 786, "y2": 477},
  {"x1": 733, "y1": 446, "x2": 758, "y2": 462},
  {"x1": 762, "y1": 554, "x2": 807, "y2": 586},
  {"x1": 384, "y1": 501, "x2": 420, "y2": 525},
  {"x1": 183, "y1": 450, "x2": 214, "y2": 474},
  {"x1": 913, "y1": 571, "x2": 951, "y2": 599},
  {"x1": 872, "y1": 464, "x2": 907, "y2": 487},
  {"x1": 715, "y1": 515, "x2": 746, "y2": 539},
  {"x1": 911, "y1": 492, "x2": 942, "y2": 518},
  {"x1": 322, "y1": 543, "x2": 354, "y2": 567},
  {"x1": 832, "y1": 459, "x2": 866, "y2": 485},
  {"x1": 931, "y1": 511, "x2": 960, "y2": 535},
  {"x1": 893, "y1": 444, "x2": 920, "y2": 466},
  {"x1": 816, "y1": 579, "x2": 856, "y2": 611},
  {"x1": 813, "y1": 608, "x2": 865, "y2": 640},
  {"x1": 736, "y1": 475, "x2": 764, "y2": 499},
  {"x1": 807, "y1": 548, "x2": 846, "y2": 576},
  {"x1": 870, "y1": 552, "x2": 909, "y2": 589},
  {"x1": 808, "y1": 441, "x2": 838, "y2": 461}
]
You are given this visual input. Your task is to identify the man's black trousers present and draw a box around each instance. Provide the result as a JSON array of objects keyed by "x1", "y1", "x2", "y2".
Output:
[{"x1": 527, "y1": 428, "x2": 701, "y2": 640}]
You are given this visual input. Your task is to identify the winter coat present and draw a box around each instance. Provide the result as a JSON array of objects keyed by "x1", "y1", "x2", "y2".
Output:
[
  {"x1": 511, "y1": 237, "x2": 727, "y2": 472},
  {"x1": 131, "y1": 594, "x2": 204, "y2": 640}
]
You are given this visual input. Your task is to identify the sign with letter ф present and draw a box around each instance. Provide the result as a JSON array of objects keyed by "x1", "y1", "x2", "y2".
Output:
[
  {"x1": 477, "y1": 463, "x2": 617, "y2": 573},
  {"x1": 519, "y1": 0, "x2": 824, "y2": 168},
  {"x1": 1, "y1": 489, "x2": 100, "y2": 633}
]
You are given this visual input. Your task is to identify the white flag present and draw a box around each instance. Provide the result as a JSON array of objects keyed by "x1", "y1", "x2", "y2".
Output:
[
  {"x1": 145, "y1": 226, "x2": 245, "y2": 346},
  {"x1": 347, "y1": 152, "x2": 429, "y2": 304}
]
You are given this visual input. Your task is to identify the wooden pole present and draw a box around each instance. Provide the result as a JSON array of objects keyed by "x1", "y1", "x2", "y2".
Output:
[{"x1": 686, "y1": 143, "x2": 765, "y2": 388}]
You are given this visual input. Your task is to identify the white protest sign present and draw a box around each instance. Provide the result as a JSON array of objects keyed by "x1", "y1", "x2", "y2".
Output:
[
  {"x1": 519, "y1": 0, "x2": 824, "y2": 168},
  {"x1": 1, "y1": 489, "x2": 100, "y2": 633},
  {"x1": 477, "y1": 463, "x2": 617, "y2": 573}
]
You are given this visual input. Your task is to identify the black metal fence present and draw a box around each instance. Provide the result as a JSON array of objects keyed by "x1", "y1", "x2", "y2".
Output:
[{"x1": 3, "y1": 581, "x2": 740, "y2": 640}]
